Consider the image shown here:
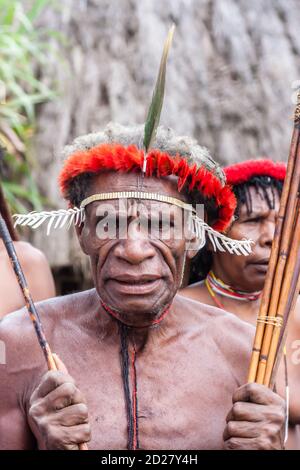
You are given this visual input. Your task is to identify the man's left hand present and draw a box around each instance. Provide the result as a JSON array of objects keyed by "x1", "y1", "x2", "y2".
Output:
[{"x1": 223, "y1": 382, "x2": 285, "y2": 450}]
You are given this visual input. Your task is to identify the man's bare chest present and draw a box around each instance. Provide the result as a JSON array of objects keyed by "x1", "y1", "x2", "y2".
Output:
[{"x1": 57, "y1": 337, "x2": 237, "y2": 450}]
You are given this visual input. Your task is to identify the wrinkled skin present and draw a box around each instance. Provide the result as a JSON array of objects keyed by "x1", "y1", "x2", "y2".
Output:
[
  {"x1": 28, "y1": 356, "x2": 90, "y2": 450},
  {"x1": 0, "y1": 173, "x2": 285, "y2": 450},
  {"x1": 78, "y1": 173, "x2": 196, "y2": 325},
  {"x1": 223, "y1": 382, "x2": 285, "y2": 450},
  {"x1": 181, "y1": 186, "x2": 300, "y2": 448}
]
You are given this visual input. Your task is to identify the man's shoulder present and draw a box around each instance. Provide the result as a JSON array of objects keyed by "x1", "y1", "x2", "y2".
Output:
[
  {"x1": 174, "y1": 293, "x2": 254, "y2": 380},
  {"x1": 0, "y1": 289, "x2": 96, "y2": 350},
  {"x1": 0, "y1": 289, "x2": 98, "y2": 398},
  {"x1": 175, "y1": 292, "x2": 254, "y2": 334}
]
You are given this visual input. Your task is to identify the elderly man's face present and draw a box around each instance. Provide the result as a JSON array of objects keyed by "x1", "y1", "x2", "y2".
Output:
[{"x1": 77, "y1": 171, "x2": 194, "y2": 326}]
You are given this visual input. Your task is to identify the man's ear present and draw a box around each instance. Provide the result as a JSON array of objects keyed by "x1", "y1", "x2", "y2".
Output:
[{"x1": 75, "y1": 222, "x2": 89, "y2": 255}]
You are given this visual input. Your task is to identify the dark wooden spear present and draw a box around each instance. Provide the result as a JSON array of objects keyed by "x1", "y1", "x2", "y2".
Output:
[{"x1": 0, "y1": 214, "x2": 88, "y2": 450}]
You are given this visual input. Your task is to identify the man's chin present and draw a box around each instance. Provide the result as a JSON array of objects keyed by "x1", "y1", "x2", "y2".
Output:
[
  {"x1": 106, "y1": 296, "x2": 165, "y2": 315},
  {"x1": 98, "y1": 288, "x2": 172, "y2": 326}
]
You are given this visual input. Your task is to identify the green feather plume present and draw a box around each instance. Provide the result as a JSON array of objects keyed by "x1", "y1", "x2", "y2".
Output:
[{"x1": 143, "y1": 24, "x2": 175, "y2": 169}]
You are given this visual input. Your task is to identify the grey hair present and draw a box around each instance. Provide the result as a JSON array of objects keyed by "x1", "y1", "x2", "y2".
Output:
[{"x1": 61, "y1": 122, "x2": 225, "y2": 184}]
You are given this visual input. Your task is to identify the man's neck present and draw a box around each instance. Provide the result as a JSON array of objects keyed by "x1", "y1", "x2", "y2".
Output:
[{"x1": 85, "y1": 289, "x2": 175, "y2": 352}]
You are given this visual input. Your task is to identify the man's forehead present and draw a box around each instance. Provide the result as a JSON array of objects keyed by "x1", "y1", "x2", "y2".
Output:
[
  {"x1": 87, "y1": 199, "x2": 185, "y2": 219},
  {"x1": 86, "y1": 171, "x2": 188, "y2": 202}
]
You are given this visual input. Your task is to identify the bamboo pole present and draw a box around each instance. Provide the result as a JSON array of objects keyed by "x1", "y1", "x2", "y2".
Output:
[
  {"x1": 277, "y1": 249, "x2": 300, "y2": 362},
  {"x1": 248, "y1": 90, "x2": 300, "y2": 384},
  {"x1": 263, "y1": 201, "x2": 300, "y2": 386},
  {"x1": 247, "y1": 125, "x2": 299, "y2": 383},
  {"x1": 0, "y1": 215, "x2": 88, "y2": 450},
  {"x1": 255, "y1": 145, "x2": 300, "y2": 384},
  {"x1": 269, "y1": 248, "x2": 300, "y2": 388}
]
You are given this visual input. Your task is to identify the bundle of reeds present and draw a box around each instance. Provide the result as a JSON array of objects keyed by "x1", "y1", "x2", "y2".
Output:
[{"x1": 248, "y1": 91, "x2": 300, "y2": 387}]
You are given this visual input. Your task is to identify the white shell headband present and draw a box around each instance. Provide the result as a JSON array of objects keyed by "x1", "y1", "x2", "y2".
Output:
[{"x1": 13, "y1": 191, "x2": 253, "y2": 256}]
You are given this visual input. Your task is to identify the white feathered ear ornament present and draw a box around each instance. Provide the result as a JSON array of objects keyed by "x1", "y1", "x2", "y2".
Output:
[
  {"x1": 13, "y1": 207, "x2": 85, "y2": 236},
  {"x1": 189, "y1": 214, "x2": 253, "y2": 256}
]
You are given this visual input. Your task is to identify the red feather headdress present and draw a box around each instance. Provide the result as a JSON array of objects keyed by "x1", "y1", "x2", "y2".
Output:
[
  {"x1": 59, "y1": 143, "x2": 236, "y2": 232},
  {"x1": 13, "y1": 143, "x2": 253, "y2": 255}
]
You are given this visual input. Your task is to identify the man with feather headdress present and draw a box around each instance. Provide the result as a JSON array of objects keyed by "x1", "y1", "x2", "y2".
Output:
[
  {"x1": 0, "y1": 123, "x2": 285, "y2": 450},
  {"x1": 0, "y1": 28, "x2": 285, "y2": 450}
]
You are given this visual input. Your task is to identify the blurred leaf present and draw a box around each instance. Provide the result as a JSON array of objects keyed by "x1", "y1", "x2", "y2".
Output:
[
  {"x1": 27, "y1": 0, "x2": 50, "y2": 22},
  {"x1": 0, "y1": 2, "x2": 15, "y2": 25},
  {"x1": 2, "y1": 181, "x2": 29, "y2": 214}
]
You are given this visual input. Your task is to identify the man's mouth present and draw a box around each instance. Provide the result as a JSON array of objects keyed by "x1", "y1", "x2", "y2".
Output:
[{"x1": 106, "y1": 274, "x2": 163, "y2": 295}]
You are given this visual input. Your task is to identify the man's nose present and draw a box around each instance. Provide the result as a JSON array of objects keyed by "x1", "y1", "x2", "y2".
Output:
[{"x1": 113, "y1": 228, "x2": 156, "y2": 265}]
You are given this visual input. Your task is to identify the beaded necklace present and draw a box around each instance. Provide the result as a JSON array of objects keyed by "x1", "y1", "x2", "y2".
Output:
[{"x1": 205, "y1": 270, "x2": 262, "y2": 306}]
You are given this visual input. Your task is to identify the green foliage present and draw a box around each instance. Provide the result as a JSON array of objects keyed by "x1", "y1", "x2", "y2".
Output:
[{"x1": 0, "y1": 0, "x2": 57, "y2": 213}]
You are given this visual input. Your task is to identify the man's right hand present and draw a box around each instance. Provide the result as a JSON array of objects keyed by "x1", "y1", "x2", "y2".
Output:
[{"x1": 28, "y1": 357, "x2": 91, "y2": 450}]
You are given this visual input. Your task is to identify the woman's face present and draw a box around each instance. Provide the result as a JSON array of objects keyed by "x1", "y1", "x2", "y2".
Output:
[{"x1": 211, "y1": 186, "x2": 280, "y2": 292}]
